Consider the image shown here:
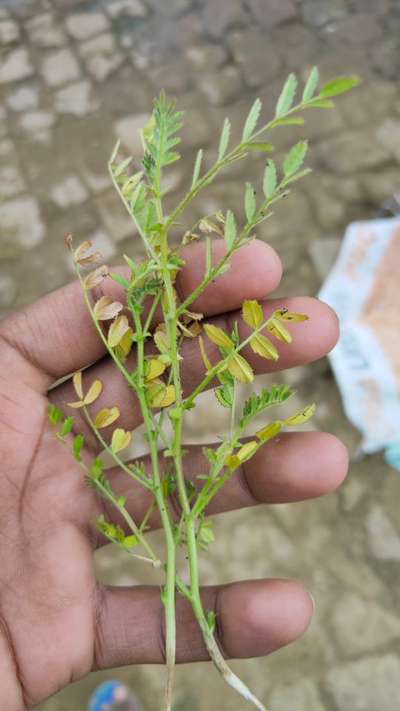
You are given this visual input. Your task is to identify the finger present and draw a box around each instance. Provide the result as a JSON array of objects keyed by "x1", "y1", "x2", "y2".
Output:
[
  {"x1": 93, "y1": 578, "x2": 313, "y2": 668},
  {"x1": 49, "y1": 296, "x2": 338, "y2": 450},
  {"x1": 0, "y1": 239, "x2": 281, "y2": 391},
  {"x1": 93, "y1": 432, "x2": 348, "y2": 544}
]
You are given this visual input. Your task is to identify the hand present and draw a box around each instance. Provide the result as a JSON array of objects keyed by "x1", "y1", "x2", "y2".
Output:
[{"x1": 0, "y1": 239, "x2": 347, "y2": 710}]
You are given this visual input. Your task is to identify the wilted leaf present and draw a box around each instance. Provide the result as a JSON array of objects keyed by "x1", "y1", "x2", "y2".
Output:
[
  {"x1": 236, "y1": 440, "x2": 259, "y2": 462},
  {"x1": 94, "y1": 406, "x2": 120, "y2": 429},
  {"x1": 275, "y1": 308, "x2": 308, "y2": 322},
  {"x1": 115, "y1": 327, "x2": 134, "y2": 360},
  {"x1": 111, "y1": 428, "x2": 132, "y2": 454},
  {"x1": 285, "y1": 403, "x2": 316, "y2": 426},
  {"x1": 250, "y1": 333, "x2": 279, "y2": 361},
  {"x1": 108, "y1": 315, "x2": 130, "y2": 348},
  {"x1": 84, "y1": 265, "x2": 109, "y2": 290},
  {"x1": 267, "y1": 317, "x2": 292, "y2": 344},
  {"x1": 145, "y1": 358, "x2": 167, "y2": 381},
  {"x1": 204, "y1": 324, "x2": 234, "y2": 350},
  {"x1": 154, "y1": 327, "x2": 170, "y2": 355},
  {"x1": 73, "y1": 371, "x2": 83, "y2": 399},
  {"x1": 83, "y1": 379, "x2": 103, "y2": 406},
  {"x1": 256, "y1": 421, "x2": 282, "y2": 442},
  {"x1": 147, "y1": 382, "x2": 176, "y2": 408},
  {"x1": 242, "y1": 299, "x2": 263, "y2": 329},
  {"x1": 74, "y1": 240, "x2": 102, "y2": 266},
  {"x1": 227, "y1": 353, "x2": 254, "y2": 383},
  {"x1": 94, "y1": 296, "x2": 123, "y2": 321},
  {"x1": 199, "y1": 335, "x2": 212, "y2": 372}
]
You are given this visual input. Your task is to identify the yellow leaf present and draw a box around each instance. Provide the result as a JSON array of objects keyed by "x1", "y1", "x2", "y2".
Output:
[
  {"x1": 108, "y1": 315, "x2": 130, "y2": 348},
  {"x1": 242, "y1": 299, "x2": 264, "y2": 329},
  {"x1": 275, "y1": 308, "x2": 309, "y2": 322},
  {"x1": 94, "y1": 296, "x2": 123, "y2": 321},
  {"x1": 147, "y1": 382, "x2": 176, "y2": 408},
  {"x1": 204, "y1": 323, "x2": 234, "y2": 350},
  {"x1": 256, "y1": 421, "x2": 282, "y2": 442},
  {"x1": 145, "y1": 358, "x2": 166, "y2": 381},
  {"x1": 111, "y1": 428, "x2": 132, "y2": 454},
  {"x1": 199, "y1": 335, "x2": 212, "y2": 371},
  {"x1": 73, "y1": 371, "x2": 83, "y2": 399},
  {"x1": 83, "y1": 265, "x2": 109, "y2": 290},
  {"x1": 94, "y1": 406, "x2": 120, "y2": 429},
  {"x1": 116, "y1": 327, "x2": 134, "y2": 359},
  {"x1": 154, "y1": 328, "x2": 169, "y2": 355},
  {"x1": 236, "y1": 440, "x2": 259, "y2": 462},
  {"x1": 83, "y1": 379, "x2": 103, "y2": 405},
  {"x1": 66, "y1": 400, "x2": 84, "y2": 409},
  {"x1": 227, "y1": 353, "x2": 254, "y2": 383},
  {"x1": 225, "y1": 454, "x2": 241, "y2": 471},
  {"x1": 267, "y1": 317, "x2": 292, "y2": 344},
  {"x1": 250, "y1": 333, "x2": 279, "y2": 361},
  {"x1": 284, "y1": 403, "x2": 316, "y2": 426}
]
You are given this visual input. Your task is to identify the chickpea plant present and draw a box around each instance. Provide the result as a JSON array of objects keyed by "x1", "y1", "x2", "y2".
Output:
[{"x1": 49, "y1": 68, "x2": 358, "y2": 710}]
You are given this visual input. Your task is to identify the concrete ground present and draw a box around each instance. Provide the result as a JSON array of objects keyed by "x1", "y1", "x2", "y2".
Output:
[{"x1": 1, "y1": 0, "x2": 400, "y2": 709}]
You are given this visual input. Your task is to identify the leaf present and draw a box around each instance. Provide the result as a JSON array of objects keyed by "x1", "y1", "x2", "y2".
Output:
[
  {"x1": 237, "y1": 440, "x2": 259, "y2": 462},
  {"x1": 115, "y1": 327, "x2": 134, "y2": 361},
  {"x1": 256, "y1": 421, "x2": 282, "y2": 443},
  {"x1": 74, "y1": 240, "x2": 102, "y2": 266},
  {"x1": 320, "y1": 75, "x2": 360, "y2": 98},
  {"x1": 198, "y1": 519, "x2": 215, "y2": 551},
  {"x1": 250, "y1": 333, "x2": 279, "y2": 361},
  {"x1": 263, "y1": 160, "x2": 277, "y2": 199},
  {"x1": 93, "y1": 296, "x2": 123, "y2": 321},
  {"x1": 73, "y1": 433, "x2": 85, "y2": 462},
  {"x1": 204, "y1": 324, "x2": 234, "y2": 350},
  {"x1": 272, "y1": 117, "x2": 305, "y2": 127},
  {"x1": 242, "y1": 97, "x2": 262, "y2": 141},
  {"x1": 110, "y1": 272, "x2": 130, "y2": 289},
  {"x1": 84, "y1": 265, "x2": 109, "y2": 290},
  {"x1": 114, "y1": 155, "x2": 133, "y2": 177},
  {"x1": 244, "y1": 182, "x2": 257, "y2": 223},
  {"x1": 83, "y1": 380, "x2": 103, "y2": 406},
  {"x1": 218, "y1": 118, "x2": 231, "y2": 160},
  {"x1": 199, "y1": 335, "x2": 212, "y2": 371},
  {"x1": 285, "y1": 403, "x2": 316, "y2": 426},
  {"x1": 191, "y1": 148, "x2": 203, "y2": 188},
  {"x1": 281, "y1": 167, "x2": 312, "y2": 186},
  {"x1": 59, "y1": 416, "x2": 75, "y2": 438},
  {"x1": 240, "y1": 384, "x2": 293, "y2": 429},
  {"x1": 73, "y1": 371, "x2": 83, "y2": 399},
  {"x1": 111, "y1": 428, "x2": 132, "y2": 454},
  {"x1": 302, "y1": 66, "x2": 319, "y2": 102},
  {"x1": 275, "y1": 308, "x2": 309, "y2": 322},
  {"x1": 242, "y1": 299, "x2": 263, "y2": 329},
  {"x1": 147, "y1": 382, "x2": 176, "y2": 408},
  {"x1": 145, "y1": 357, "x2": 167, "y2": 381},
  {"x1": 267, "y1": 317, "x2": 292, "y2": 344},
  {"x1": 215, "y1": 383, "x2": 233, "y2": 408},
  {"x1": 108, "y1": 315, "x2": 130, "y2": 348},
  {"x1": 304, "y1": 98, "x2": 335, "y2": 109},
  {"x1": 48, "y1": 404, "x2": 63, "y2": 424},
  {"x1": 227, "y1": 353, "x2": 254, "y2": 383},
  {"x1": 243, "y1": 142, "x2": 273, "y2": 152},
  {"x1": 283, "y1": 141, "x2": 308, "y2": 179},
  {"x1": 224, "y1": 210, "x2": 237, "y2": 250},
  {"x1": 275, "y1": 73, "x2": 298, "y2": 118},
  {"x1": 123, "y1": 535, "x2": 139, "y2": 550},
  {"x1": 206, "y1": 610, "x2": 216, "y2": 634},
  {"x1": 154, "y1": 329, "x2": 170, "y2": 355},
  {"x1": 94, "y1": 407, "x2": 120, "y2": 429}
]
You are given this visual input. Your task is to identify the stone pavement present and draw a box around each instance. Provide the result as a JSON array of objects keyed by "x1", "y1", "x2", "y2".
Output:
[{"x1": 1, "y1": 1, "x2": 400, "y2": 710}]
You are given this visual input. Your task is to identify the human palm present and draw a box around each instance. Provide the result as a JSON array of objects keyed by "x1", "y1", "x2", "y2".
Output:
[{"x1": 0, "y1": 239, "x2": 347, "y2": 710}]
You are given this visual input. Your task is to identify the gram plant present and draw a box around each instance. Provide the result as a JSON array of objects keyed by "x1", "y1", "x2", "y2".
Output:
[{"x1": 49, "y1": 68, "x2": 358, "y2": 710}]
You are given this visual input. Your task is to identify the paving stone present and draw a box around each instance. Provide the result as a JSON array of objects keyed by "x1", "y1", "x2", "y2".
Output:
[
  {"x1": 105, "y1": 0, "x2": 147, "y2": 17},
  {"x1": 272, "y1": 24, "x2": 320, "y2": 67},
  {"x1": 309, "y1": 237, "x2": 341, "y2": 281},
  {"x1": 0, "y1": 48, "x2": 34, "y2": 83},
  {"x1": 0, "y1": 19, "x2": 20, "y2": 44},
  {"x1": 6, "y1": 84, "x2": 39, "y2": 111},
  {"x1": 301, "y1": 0, "x2": 348, "y2": 27},
  {"x1": 228, "y1": 29, "x2": 282, "y2": 88},
  {"x1": 269, "y1": 679, "x2": 324, "y2": 711},
  {"x1": 0, "y1": 164, "x2": 26, "y2": 200},
  {"x1": 41, "y1": 47, "x2": 81, "y2": 87},
  {"x1": 371, "y1": 39, "x2": 400, "y2": 80},
  {"x1": 337, "y1": 80, "x2": 398, "y2": 127},
  {"x1": 247, "y1": 0, "x2": 297, "y2": 28},
  {"x1": 198, "y1": 65, "x2": 242, "y2": 106},
  {"x1": 147, "y1": 0, "x2": 191, "y2": 16},
  {"x1": 50, "y1": 175, "x2": 89, "y2": 208},
  {"x1": 185, "y1": 43, "x2": 227, "y2": 72},
  {"x1": 25, "y1": 12, "x2": 66, "y2": 47},
  {"x1": 327, "y1": 14, "x2": 384, "y2": 45},
  {"x1": 0, "y1": 273, "x2": 17, "y2": 308},
  {"x1": 325, "y1": 655, "x2": 400, "y2": 710},
  {"x1": 352, "y1": 0, "x2": 390, "y2": 14},
  {"x1": 78, "y1": 33, "x2": 125, "y2": 82},
  {"x1": 180, "y1": 106, "x2": 214, "y2": 147},
  {"x1": 361, "y1": 167, "x2": 400, "y2": 203},
  {"x1": 318, "y1": 130, "x2": 390, "y2": 174},
  {"x1": 114, "y1": 113, "x2": 150, "y2": 155},
  {"x1": 332, "y1": 593, "x2": 400, "y2": 655},
  {"x1": 0, "y1": 196, "x2": 45, "y2": 249},
  {"x1": 376, "y1": 119, "x2": 400, "y2": 163},
  {"x1": 366, "y1": 504, "x2": 400, "y2": 561},
  {"x1": 148, "y1": 60, "x2": 191, "y2": 95},
  {"x1": 19, "y1": 111, "x2": 55, "y2": 143},
  {"x1": 66, "y1": 11, "x2": 110, "y2": 41},
  {"x1": 202, "y1": 0, "x2": 248, "y2": 38},
  {"x1": 96, "y1": 189, "x2": 136, "y2": 242},
  {"x1": 55, "y1": 80, "x2": 99, "y2": 117}
]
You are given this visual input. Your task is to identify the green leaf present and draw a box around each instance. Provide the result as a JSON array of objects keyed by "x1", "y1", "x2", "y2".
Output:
[
  {"x1": 215, "y1": 383, "x2": 234, "y2": 408},
  {"x1": 206, "y1": 610, "x2": 216, "y2": 634},
  {"x1": 123, "y1": 535, "x2": 139, "y2": 549},
  {"x1": 244, "y1": 182, "x2": 257, "y2": 223},
  {"x1": 73, "y1": 433, "x2": 85, "y2": 462},
  {"x1": 263, "y1": 160, "x2": 277, "y2": 198},
  {"x1": 302, "y1": 66, "x2": 319, "y2": 102},
  {"x1": 110, "y1": 273, "x2": 130, "y2": 289},
  {"x1": 48, "y1": 403, "x2": 63, "y2": 425},
  {"x1": 114, "y1": 155, "x2": 133, "y2": 178},
  {"x1": 218, "y1": 118, "x2": 231, "y2": 161},
  {"x1": 320, "y1": 74, "x2": 360, "y2": 98},
  {"x1": 243, "y1": 142, "x2": 274, "y2": 152},
  {"x1": 59, "y1": 416, "x2": 75, "y2": 438},
  {"x1": 224, "y1": 209, "x2": 237, "y2": 249},
  {"x1": 281, "y1": 167, "x2": 312, "y2": 187},
  {"x1": 90, "y1": 457, "x2": 104, "y2": 479},
  {"x1": 283, "y1": 141, "x2": 308, "y2": 178},
  {"x1": 240, "y1": 384, "x2": 294, "y2": 430},
  {"x1": 242, "y1": 97, "x2": 262, "y2": 141},
  {"x1": 275, "y1": 73, "x2": 298, "y2": 118},
  {"x1": 272, "y1": 117, "x2": 305, "y2": 127},
  {"x1": 191, "y1": 148, "x2": 203, "y2": 188},
  {"x1": 198, "y1": 518, "x2": 215, "y2": 551},
  {"x1": 304, "y1": 98, "x2": 335, "y2": 109}
]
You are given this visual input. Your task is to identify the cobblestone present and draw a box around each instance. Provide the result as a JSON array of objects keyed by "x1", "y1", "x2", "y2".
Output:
[
  {"x1": 318, "y1": 130, "x2": 390, "y2": 174},
  {"x1": 198, "y1": 65, "x2": 242, "y2": 106},
  {"x1": 301, "y1": 0, "x2": 348, "y2": 27},
  {"x1": 114, "y1": 113, "x2": 151, "y2": 155},
  {"x1": 0, "y1": 48, "x2": 34, "y2": 83},
  {"x1": 325, "y1": 655, "x2": 400, "y2": 710},
  {"x1": 228, "y1": 28, "x2": 282, "y2": 87},
  {"x1": 366, "y1": 505, "x2": 400, "y2": 561},
  {"x1": 0, "y1": 196, "x2": 45, "y2": 249},
  {"x1": 65, "y1": 11, "x2": 110, "y2": 41},
  {"x1": 105, "y1": 0, "x2": 147, "y2": 18},
  {"x1": 202, "y1": 0, "x2": 248, "y2": 38},
  {"x1": 40, "y1": 48, "x2": 81, "y2": 87},
  {"x1": 18, "y1": 111, "x2": 55, "y2": 143},
  {"x1": 0, "y1": 18, "x2": 20, "y2": 44},
  {"x1": 6, "y1": 84, "x2": 39, "y2": 111},
  {"x1": 247, "y1": 0, "x2": 297, "y2": 28},
  {"x1": 54, "y1": 80, "x2": 99, "y2": 116},
  {"x1": 0, "y1": 273, "x2": 18, "y2": 308},
  {"x1": 25, "y1": 12, "x2": 66, "y2": 47},
  {"x1": 332, "y1": 593, "x2": 400, "y2": 655},
  {"x1": 79, "y1": 33, "x2": 125, "y2": 82},
  {"x1": 50, "y1": 175, "x2": 89, "y2": 208}
]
